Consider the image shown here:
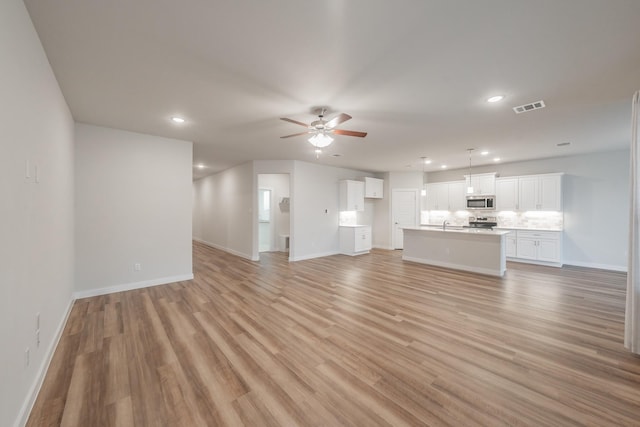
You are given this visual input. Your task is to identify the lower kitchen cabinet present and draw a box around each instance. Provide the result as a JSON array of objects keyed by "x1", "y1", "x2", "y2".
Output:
[
  {"x1": 339, "y1": 226, "x2": 372, "y2": 256},
  {"x1": 512, "y1": 230, "x2": 562, "y2": 266},
  {"x1": 505, "y1": 232, "x2": 517, "y2": 257}
]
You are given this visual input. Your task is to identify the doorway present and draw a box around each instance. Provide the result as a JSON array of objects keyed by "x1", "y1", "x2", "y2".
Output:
[
  {"x1": 258, "y1": 188, "x2": 273, "y2": 252},
  {"x1": 392, "y1": 189, "x2": 419, "y2": 249},
  {"x1": 257, "y1": 174, "x2": 291, "y2": 257}
]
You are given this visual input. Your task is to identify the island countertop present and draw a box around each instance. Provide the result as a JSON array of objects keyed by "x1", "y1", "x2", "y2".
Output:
[
  {"x1": 402, "y1": 227, "x2": 508, "y2": 276},
  {"x1": 403, "y1": 226, "x2": 512, "y2": 236}
]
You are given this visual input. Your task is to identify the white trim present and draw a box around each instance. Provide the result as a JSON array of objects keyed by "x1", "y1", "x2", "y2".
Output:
[
  {"x1": 193, "y1": 237, "x2": 257, "y2": 261},
  {"x1": 15, "y1": 298, "x2": 75, "y2": 427},
  {"x1": 373, "y1": 245, "x2": 395, "y2": 250},
  {"x1": 507, "y1": 257, "x2": 563, "y2": 268},
  {"x1": 73, "y1": 273, "x2": 194, "y2": 299},
  {"x1": 289, "y1": 251, "x2": 339, "y2": 262},
  {"x1": 562, "y1": 260, "x2": 627, "y2": 272},
  {"x1": 403, "y1": 255, "x2": 505, "y2": 277}
]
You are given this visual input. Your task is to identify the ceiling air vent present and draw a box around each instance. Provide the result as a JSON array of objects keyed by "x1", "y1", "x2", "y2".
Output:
[{"x1": 513, "y1": 100, "x2": 546, "y2": 114}]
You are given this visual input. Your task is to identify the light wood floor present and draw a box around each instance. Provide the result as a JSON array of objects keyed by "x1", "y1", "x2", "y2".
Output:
[{"x1": 27, "y1": 242, "x2": 640, "y2": 426}]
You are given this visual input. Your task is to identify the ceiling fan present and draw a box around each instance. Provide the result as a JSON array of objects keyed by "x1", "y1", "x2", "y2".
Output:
[{"x1": 280, "y1": 108, "x2": 367, "y2": 148}]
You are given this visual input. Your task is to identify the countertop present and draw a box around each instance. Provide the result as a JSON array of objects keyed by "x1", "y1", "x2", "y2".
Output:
[
  {"x1": 404, "y1": 226, "x2": 511, "y2": 236},
  {"x1": 421, "y1": 224, "x2": 562, "y2": 232}
]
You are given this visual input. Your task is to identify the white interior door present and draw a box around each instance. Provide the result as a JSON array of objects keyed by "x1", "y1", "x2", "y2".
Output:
[{"x1": 392, "y1": 189, "x2": 418, "y2": 249}]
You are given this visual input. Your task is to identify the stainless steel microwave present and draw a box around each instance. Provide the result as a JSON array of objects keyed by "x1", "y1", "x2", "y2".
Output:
[{"x1": 466, "y1": 195, "x2": 495, "y2": 210}]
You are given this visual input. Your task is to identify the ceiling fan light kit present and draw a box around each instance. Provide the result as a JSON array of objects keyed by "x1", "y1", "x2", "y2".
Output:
[
  {"x1": 308, "y1": 133, "x2": 334, "y2": 148},
  {"x1": 280, "y1": 108, "x2": 367, "y2": 151}
]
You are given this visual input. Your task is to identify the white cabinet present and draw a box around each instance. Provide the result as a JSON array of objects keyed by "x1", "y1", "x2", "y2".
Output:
[
  {"x1": 339, "y1": 180, "x2": 365, "y2": 211},
  {"x1": 495, "y1": 178, "x2": 519, "y2": 211},
  {"x1": 426, "y1": 180, "x2": 465, "y2": 211},
  {"x1": 339, "y1": 226, "x2": 371, "y2": 256},
  {"x1": 448, "y1": 181, "x2": 466, "y2": 211},
  {"x1": 505, "y1": 232, "x2": 517, "y2": 257},
  {"x1": 515, "y1": 230, "x2": 562, "y2": 265},
  {"x1": 426, "y1": 183, "x2": 448, "y2": 210},
  {"x1": 518, "y1": 174, "x2": 562, "y2": 211},
  {"x1": 464, "y1": 173, "x2": 496, "y2": 195},
  {"x1": 364, "y1": 177, "x2": 384, "y2": 199}
]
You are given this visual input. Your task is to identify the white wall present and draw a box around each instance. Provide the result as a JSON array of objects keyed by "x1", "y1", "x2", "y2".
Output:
[
  {"x1": 193, "y1": 161, "x2": 255, "y2": 259},
  {"x1": 0, "y1": 1, "x2": 75, "y2": 425},
  {"x1": 75, "y1": 124, "x2": 193, "y2": 295},
  {"x1": 194, "y1": 160, "x2": 375, "y2": 262},
  {"x1": 290, "y1": 161, "x2": 372, "y2": 260},
  {"x1": 427, "y1": 150, "x2": 630, "y2": 270}
]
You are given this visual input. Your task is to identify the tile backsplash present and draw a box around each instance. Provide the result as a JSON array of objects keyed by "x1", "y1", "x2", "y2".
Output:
[{"x1": 422, "y1": 210, "x2": 563, "y2": 230}]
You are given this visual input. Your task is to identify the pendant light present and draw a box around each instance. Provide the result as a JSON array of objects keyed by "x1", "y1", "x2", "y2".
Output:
[
  {"x1": 466, "y1": 148, "x2": 475, "y2": 194},
  {"x1": 420, "y1": 157, "x2": 427, "y2": 196}
]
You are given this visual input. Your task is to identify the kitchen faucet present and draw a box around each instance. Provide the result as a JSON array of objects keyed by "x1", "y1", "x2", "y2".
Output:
[{"x1": 442, "y1": 220, "x2": 449, "y2": 231}]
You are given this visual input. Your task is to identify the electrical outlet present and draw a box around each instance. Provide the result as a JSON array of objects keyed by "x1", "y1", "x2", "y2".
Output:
[
  {"x1": 134, "y1": 263, "x2": 141, "y2": 271},
  {"x1": 25, "y1": 348, "x2": 30, "y2": 367}
]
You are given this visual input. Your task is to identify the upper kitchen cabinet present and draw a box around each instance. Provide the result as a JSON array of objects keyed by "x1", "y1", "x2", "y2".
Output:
[
  {"x1": 495, "y1": 177, "x2": 519, "y2": 211},
  {"x1": 518, "y1": 173, "x2": 563, "y2": 211},
  {"x1": 426, "y1": 182, "x2": 448, "y2": 210},
  {"x1": 339, "y1": 180, "x2": 365, "y2": 211},
  {"x1": 364, "y1": 177, "x2": 384, "y2": 199},
  {"x1": 426, "y1": 181, "x2": 465, "y2": 210},
  {"x1": 448, "y1": 181, "x2": 466, "y2": 211},
  {"x1": 464, "y1": 173, "x2": 496, "y2": 195}
]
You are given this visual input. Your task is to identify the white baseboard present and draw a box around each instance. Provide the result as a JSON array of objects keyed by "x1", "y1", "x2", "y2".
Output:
[
  {"x1": 289, "y1": 251, "x2": 339, "y2": 262},
  {"x1": 73, "y1": 273, "x2": 194, "y2": 300},
  {"x1": 507, "y1": 257, "x2": 563, "y2": 268},
  {"x1": 373, "y1": 245, "x2": 395, "y2": 250},
  {"x1": 193, "y1": 238, "x2": 257, "y2": 261},
  {"x1": 15, "y1": 297, "x2": 75, "y2": 427},
  {"x1": 562, "y1": 260, "x2": 627, "y2": 272}
]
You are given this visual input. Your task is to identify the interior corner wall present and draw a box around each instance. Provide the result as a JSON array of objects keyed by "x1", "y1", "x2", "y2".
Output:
[
  {"x1": 0, "y1": 1, "x2": 75, "y2": 426},
  {"x1": 74, "y1": 124, "x2": 193, "y2": 296},
  {"x1": 192, "y1": 161, "x2": 255, "y2": 260}
]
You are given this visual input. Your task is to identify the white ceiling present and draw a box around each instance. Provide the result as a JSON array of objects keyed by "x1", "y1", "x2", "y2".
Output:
[{"x1": 25, "y1": 0, "x2": 640, "y2": 179}]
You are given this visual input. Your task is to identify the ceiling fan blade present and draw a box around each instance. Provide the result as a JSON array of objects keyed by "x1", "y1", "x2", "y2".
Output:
[
  {"x1": 332, "y1": 129, "x2": 367, "y2": 138},
  {"x1": 324, "y1": 113, "x2": 352, "y2": 129},
  {"x1": 280, "y1": 117, "x2": 310, "y2": 128},
  {"x1": 280, "y1": 131, "x2": 312, "y2": 138}
]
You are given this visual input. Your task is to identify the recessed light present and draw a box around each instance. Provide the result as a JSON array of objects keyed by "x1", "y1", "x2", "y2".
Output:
[
  {"x1": 171, "y1": 117, "x2": 185, "y2": 123},
  {"x1": 493, "y1": 157, "x2": 501, "y2": 162},
  {"x1": 424, "y1": 158, "x2": 432, "y2": 164},
  {"x1": 441, "y1": 165, "x2": 447, "y2": 169},
  {"x1": 487, "y1": 95, "x2": 505, "y2": 103},
  {"x1": 480, "y1": 150, "x2": 489, "y2": 156},
  {"x1": 195, "y1": 164, "x2": 205, "y2": 169}
]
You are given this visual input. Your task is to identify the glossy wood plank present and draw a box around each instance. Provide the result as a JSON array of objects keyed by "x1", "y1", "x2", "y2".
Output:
[{"x1": 27, "y1": 242, "x2": 640, "y2": 426}]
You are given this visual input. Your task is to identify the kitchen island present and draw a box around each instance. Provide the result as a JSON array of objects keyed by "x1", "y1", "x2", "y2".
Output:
[{"x1": 402, "y1": 227, "x2": 512, "y2": 277}]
